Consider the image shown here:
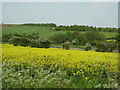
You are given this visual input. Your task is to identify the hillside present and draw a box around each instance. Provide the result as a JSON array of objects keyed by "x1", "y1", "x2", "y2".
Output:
[{"x1": 2, "y1": 24, "x2": 117, "y2": 39}]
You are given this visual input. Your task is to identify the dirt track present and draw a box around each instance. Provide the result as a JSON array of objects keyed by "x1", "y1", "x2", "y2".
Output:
[
  {"x1": 51, "y1": 47, "x2": 118, "y2": 53},
  {"x1": 51, "y1": 46, "x2": 84, "y2": 51}
]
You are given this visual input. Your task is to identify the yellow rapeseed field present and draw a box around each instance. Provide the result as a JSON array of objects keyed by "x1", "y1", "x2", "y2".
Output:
[{"x1": 2, "y1": 44, "x2": 118, "y2": 79}]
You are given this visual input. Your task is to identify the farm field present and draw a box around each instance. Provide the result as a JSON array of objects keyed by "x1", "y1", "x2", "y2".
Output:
[
  {"x1": 2, "y1": 25, "x2": 117, "y2": 39},
  {"x1": 2, "y1": 25, "x2": 68, "y2": 38},
  {"x1": 0, "y1": 65, "x2": 1, "y2": 90},
  {"x1": 0, "y1": 44, "x2": 2, "y2": 90},
  {"x1": 2, "y1": 44, "x2": 119, "y2": 88},
  {"x1": 1, "y1": 2, "x2": 119, "y2": 89}
]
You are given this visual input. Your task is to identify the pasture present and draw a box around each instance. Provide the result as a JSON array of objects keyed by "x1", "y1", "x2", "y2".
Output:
[{"x1": 2, "y1": 25, "x2": 117, "y2": 39}]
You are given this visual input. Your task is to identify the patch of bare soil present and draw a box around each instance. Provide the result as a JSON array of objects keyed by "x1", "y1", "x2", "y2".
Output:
[
  {"x1": 51, "y1": 46, "x2": 84, "y2": 51},
  {"x1": 51, "y1": 46, "x2": 118, "y2": 53}
]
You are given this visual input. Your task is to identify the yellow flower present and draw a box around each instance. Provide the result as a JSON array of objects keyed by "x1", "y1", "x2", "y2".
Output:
[
  {"x1": 85, "y1": 77, "x2": 88, "y2": 80},
  {"x1": 2, "y1": 44, "x2": 118, "y2": 79}
]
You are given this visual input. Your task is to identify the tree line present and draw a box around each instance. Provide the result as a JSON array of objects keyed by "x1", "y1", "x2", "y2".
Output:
[
  {"x1": 50, "y1": 31, "x2": 118, "y2": 52},
  {"x1": 21, "y1": 23, "x2": 118, "y2": 32},
  {"x1": 54, "y1": 25, "x2": 118, "y2": 32},
  {"x1": 1, "y1": 31, "x2": 118, "y2": 52},
  {"x1": 22, "y1": 23, "x2": 56, "y2": 27}
]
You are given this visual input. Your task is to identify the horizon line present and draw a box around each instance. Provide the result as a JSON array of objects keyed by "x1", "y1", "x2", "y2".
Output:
[{"x1": 1, "y1": 23, "x2": 118, "y2": 28}]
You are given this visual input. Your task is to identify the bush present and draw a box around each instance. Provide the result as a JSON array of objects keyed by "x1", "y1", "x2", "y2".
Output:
[
  {"x1": 2, "y1": 34, "x2": 13, "y2": 42},
  {"x1": 84, "y1": 43, "x2": 92, "y2": 51},
  {"x1": 9, "y1": 36, "x2": 21, "y2": 46},
  {"x1": 65, "y1": 31, "x2": 74, "y2": 42},
  {"x1": 107, "y1": 42, "x2": 117, "y2": 52},
  {"x1": 9, "y1": 34, "x2": 51, "y2": 48},
  {"x1": 9, "y1": 36, "x2": 30, "y2": 46},
  {"x1": 14, "y1": 33, "x2": 22, "y2": 37},
  {"x1": 62, "y1": 41, "x2": 70, "y2": 50},
  {"x1": 114, "y1": 34, "x2": 120, "y2": 43},
  {"x1": 96, "y1": 42, "x2": 117, "y2": 52},
  {"x1": 2, "y1": 33, "x2": 39, "y2": 43},
  {"x1": 75, "y1": 33, "x2": 86, "y2": 45},
  {"x1": 71, "y1": 39, "x2": 79, "y2": 45},
  {"x1": 30, "y1": 39, "x2": 37, "y2": 47},
  {"x1": 50, "y1": 34, "x2": 68, "y2": 44},
  {"x1": 84, "y1": 31, "x2": 106, "y2": 46},
  {"x1": 35, "y1": 38, "x2": 52, "y2": 48},
  {"x1": 73, "y1": 31, "x2": 80, "y2": 39},
  {"x1": 19, "y1": 37, "x2": 30, "y2": 46}
]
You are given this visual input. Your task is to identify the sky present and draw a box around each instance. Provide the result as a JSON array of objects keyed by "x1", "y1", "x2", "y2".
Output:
[
  {"x1": 1, "y1": 0, "x2": 119, "y2": 2},
  {"x1": 2, "y1": 2, "x2": 118, "y2": 28}
]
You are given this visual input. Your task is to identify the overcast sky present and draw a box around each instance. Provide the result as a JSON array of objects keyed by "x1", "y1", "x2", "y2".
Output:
[
  {"x1": 2, "y1": 2, "x2": 118, "y2": 28},
  {"x1": 1, "y1": 0, "x2": 119, "y2": 2}
]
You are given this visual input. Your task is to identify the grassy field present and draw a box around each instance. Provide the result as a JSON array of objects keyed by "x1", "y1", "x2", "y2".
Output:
[
  {"x1": 2, "y1": 25, "x2": 117, "y2": 38},
  {"x1": 2, "y1": 25, "x2": 68, "y2": 38}
]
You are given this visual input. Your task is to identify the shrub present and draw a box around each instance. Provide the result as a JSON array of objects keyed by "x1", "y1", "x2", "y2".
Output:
[
  {"x1": 9, "y1": 36, "x2": 30, "y2": 46},
  {"x1": 71, "y1": 31, "x2": 86, "y2": 45},
  {"x1": 84, "y1": 43, "x2": 92, "y2": 51},
  {"x1": 9, "y1": 36, "x2": 21, "y2": 46},
  {"x1": 50, "y1": 34, "x2": 68, "y2": 44},
  {"x1": 30, "y1": 39, "x2": 37, "y2": 47},
  {"x1": 65, "y1": 31, "x2": 74, "y2": 41},
  {"x1": 114, "y1": 34, "x2": 120, "y2": 43},
  {"x1": 73, "y1": 31, "x2": 80, "y2": 39},
  {"x1": 35, "y1": 38, "x2": 52, "y2": 48},
  {"x1": 26, "y1": 34, "x2": 39, "y2": 39},
  {"x1": 14, "y1": 33, "x2": 22, "y2": 37},
  {"x1": 9, "y1": 35, "x2": 51, "y2": 48},
  {"x1": 2, "y1": 34, "x2": 13, "y2": 42},
  {"x1": 106, "y1": 42, "x2": 117, "y2": 52},
  {"x1": 2, "y1": 33, "x2": 40, "y2": 43},
  {"x1": 19, "y1": 37, "x2": 30, "y2": 46},
  {"x1": 96, "y1": 42, "x2": 117, "y2": 52},
  {"x1": 62, "y1": 41, "x2": 70, "y2": 50},
  {"x1": 84, "y1": 31, "x2": 106, "y2": 46},
  {"x1": 96, "y1": 42, "x2": 108, "y2": 52},
  {"x1": 71, "y1": 39, "x2": 79, "y2": 45}
]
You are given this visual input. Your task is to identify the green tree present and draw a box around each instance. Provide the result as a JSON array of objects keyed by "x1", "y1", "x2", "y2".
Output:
[
  {"x1": 50, "y1": 34, "x2": 68, "y2": 44},
  {"x1": 84, "y1": 31, "x2": 106, "y2": 46},
  {"x1": 65, "y1": 31, "x2": 73, "y2": 41},
  {"x1": 62, "y1": 41, "x2": 70, "y2": 50}
]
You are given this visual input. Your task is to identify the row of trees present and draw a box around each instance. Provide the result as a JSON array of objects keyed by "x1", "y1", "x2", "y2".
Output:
[
  {"x1": 54, "y1": 25, "x2": 118, "y2": 32},
  {"x1": 2, "y1": 33, "x2": 39, "y2": 42},
  {"x1": 21, "y1": 23, "x2": 118, "y2": 32},
  {"x1": 9, "y1": 36, "x2": 52, "y2": 48},
  {"x1": 50, "y1": 31, "x2": 118, "y2": 52},
  {"x1": 2, "y1": 33, "x2": 51, "y2": 48},
  {"x1": 22, "y1": 23, "x2": 56, "y2": 27},
  {"x1": 1, "y1": 31, "x2": 119, "y2": 52},
  {"x1": 60, "y1": 40, "x2": 117, "y2": 52},
  {"x1": 50, "y1": 31, "x2": 106, "y2": 46}
]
